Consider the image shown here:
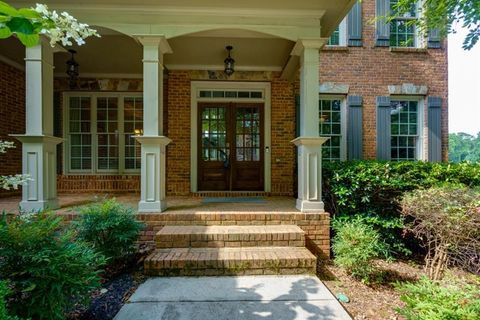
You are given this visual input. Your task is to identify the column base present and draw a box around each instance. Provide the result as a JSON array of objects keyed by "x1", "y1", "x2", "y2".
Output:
[
  {"x1": 138, "y1": 200, "x2": 168, "y2": 213},
  {"x1": 20, "y1": 199, "x2": 59, "y2": 212},
  {"x1": 296, "y1": 199, "x2": 325, "y2": 213}
]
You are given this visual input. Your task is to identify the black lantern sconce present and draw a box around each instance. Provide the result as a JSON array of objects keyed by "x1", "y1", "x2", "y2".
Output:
[
  {"x1": 66, "y1": 49, "x2": 79, "y2": 89},
  {"x1": 224, "y1": 45, "x2": 235, "y2": 76}
]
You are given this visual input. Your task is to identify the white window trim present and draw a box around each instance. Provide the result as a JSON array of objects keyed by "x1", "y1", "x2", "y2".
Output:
[
  {"x1": 390, "y1": 0, "x2": 426, "y2": 48},
  {"x1": 390, "y1": 96, "x2": 426, "y2": 160},
  {"x1": 190, "y1": 81, "x2": 271, "y2": 193},
  {"x1": 326, "y1": 18, "x2": 347, "y2": 47},
  {"x1": 63, "y1": 92, "x2": 143, "y2": 175},
  {"x1": 319, "y1": 95, "x2": 347, "y2": 161}
]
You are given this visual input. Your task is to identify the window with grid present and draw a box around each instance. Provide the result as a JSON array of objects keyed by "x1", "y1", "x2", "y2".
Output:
[
  {"x1": 389, "y1": 0, "x2": 418, "y2": 47},
  {"x1": 201, "y1": 107, "x2": 227, "y2": 162},
  {"x1": 319, "y1": 99, "x2": 343, "y2": 161},
  {"x1": 69, "y1": 97, "x2": 92, "y2": 170},
  {"x1": 390, "y1": 100, "x2": 418, "y2": 160},
  {"x1": 97, "y1": 97, "x2": 119, "y2": 170},
  {"x1": 328, "y1": 27, "x2": 340, "y2": 46},
  {"x1": 236, "y1": 107, "x2": 261, "y2": 162},
  {"x1": 124, "y1": 97, "x2": 143, "y2": 170}
]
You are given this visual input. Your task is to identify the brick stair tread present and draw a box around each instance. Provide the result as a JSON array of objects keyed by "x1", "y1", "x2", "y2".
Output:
[
  {"x1": 145, "y1": 246, "x2": 316, "y2": 275},
  {"x1": 157, "y1": 225, "x2": 304, "y2": 236}
]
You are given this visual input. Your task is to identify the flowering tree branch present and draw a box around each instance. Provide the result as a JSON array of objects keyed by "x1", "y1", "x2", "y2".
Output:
[{"x1": 0, "y1": 141, "x2": 31, "y2": 190}]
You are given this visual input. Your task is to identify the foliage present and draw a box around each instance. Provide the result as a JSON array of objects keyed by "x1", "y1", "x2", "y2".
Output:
[
  {"x1": 74, "y1": 199, "x2": 144, "y2": 261},
  {"x1": 332, "y1": 217, "x2": 384, "y2": 282},
  {"x1": 0, "y1": 1, "x2": 98, "y2": 47},
  {"x1": 0, "y1": 212, "x2": 105, "y2": 320},
  {"x1": 323, "y1": 161, "x2": 480, "y2": 257},
  {"x1": 449, "y1": 132, "x2": 480, "y2": 162},
  {"x1": 386, "y1": 0, "x2": 480, "y2": 50},
  {"x1": 395, "y1": 275, "x2": 480, "y2": 319},
  {"x1": 401, "y1": 187, "x2": 480, "y2": 279},
  {"x1": 0, "y1": 281, "x2": 22, "y2": 320},
  {"x1": 0, "y1": 141, "x2": 30, "y2": 190}
]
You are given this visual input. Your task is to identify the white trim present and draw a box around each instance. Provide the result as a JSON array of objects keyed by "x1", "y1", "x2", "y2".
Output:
[
  {"x1": 190, "y1": 81, "x2": 271, "y2": 192},
  {"x1": 63, "y1": 91, "x2": 143, "y2": 175},
  {"x1": 167, "y1": 64, "x2": 283, "y2": 72},
  {"x1": 390, "y1": 96, "x2": 426, "y2": 160},
  {"x1": 319, "y1": 95, "x2": 347, "y2": 161},
  {"x1": 55, "y1": 73, "x2": 143, "y2": 79},
  {"x1": 0, "y1": 54, "x2": 25, "y2": 71}
]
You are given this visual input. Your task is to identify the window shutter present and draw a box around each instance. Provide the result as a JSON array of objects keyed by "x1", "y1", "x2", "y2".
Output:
[
  {"x1": 347, "y1": 1, "x2": 363, "y2": 47},
  {"x1": 427, "y1": 28, "x2": 441, "y2": 48},
  {"x1": 428, "y1": 97, "x2": 442, "y2": 162},
  {"x1": 376, "y1": 96, "x2": 391, "y2": 160},
  {"x1": 375, "y1": 0, "x2": 390, "y2": 46},
  {"x1": 347, "y1": 95, "x2": 363, "y2": 160}
]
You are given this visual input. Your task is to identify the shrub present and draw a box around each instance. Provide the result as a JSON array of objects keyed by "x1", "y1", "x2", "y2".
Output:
[
  {"x1": 332, "y1": 217, "x2": 384, "y2": 282},
  {"x1": 401, "y1": 187, "x2": 480, "y2": 279},
  {"x1": 0, "y1": 281, "x2": 21, "y2": 320},
  {"x1": 396, "y1": 276, "x2": 480, "y2": 319},
  {"x1": 75, "y1": 199, "x2": 144, "y2": 261},
  {"x1": 323, "y1": 161, "x2": 480, "y2": 257},
  {"x1": 0, "y1": 212, "x2": 105, "y2": 320}
]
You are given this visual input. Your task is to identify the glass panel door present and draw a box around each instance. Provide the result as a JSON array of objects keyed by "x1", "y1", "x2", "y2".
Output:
[{"x1": 97, "y1": 97, "x2": 119, "y2": 170}]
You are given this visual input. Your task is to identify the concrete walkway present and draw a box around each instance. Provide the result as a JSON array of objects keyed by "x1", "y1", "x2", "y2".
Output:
[{"x1": 114, "y1": 275, "x2": 352, "y2": 320}]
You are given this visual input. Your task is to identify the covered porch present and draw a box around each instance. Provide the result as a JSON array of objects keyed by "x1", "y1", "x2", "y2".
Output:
[{"x1": 3, "y1": 0, "x2": 357, "y2": 214}]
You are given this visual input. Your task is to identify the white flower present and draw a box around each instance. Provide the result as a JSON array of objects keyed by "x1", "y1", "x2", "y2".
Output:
[{"x1": 34, "y1": 3, "x2": 49, "y2": 15}]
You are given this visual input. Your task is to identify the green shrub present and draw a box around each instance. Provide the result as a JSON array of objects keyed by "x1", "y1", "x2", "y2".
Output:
[
  {"x1": 332, "y1": 217, "x2": 384, "y2": 282},
  {"x1": 0, "y1": 212, "x2": 105, "y2": 320},
  {"x1": 396, "y1": 276, "x2": 480, "y2": 319},
  {"x1": 323, "y1": 161, "x2": 480, "y2": 257},
  {"x1": 0, "y1": 281, "x2": 21, "y2": 320},
  {"x1": 75, "y1": 199, "x2": 144, "y2": 261}
]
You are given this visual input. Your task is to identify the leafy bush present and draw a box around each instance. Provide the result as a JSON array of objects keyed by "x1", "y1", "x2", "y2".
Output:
[
  {"x1": 396, "y1": 276, "x2": 480, "y2": 319},
  {"x1": 0, "y1": 281, "x2": 21, "y2": 320},
  {"x1": 75, "y1": 199, "x2": 144, "y2": 261},
  {"x1": 401, "y1": 187, "x2": 480, "y2": 279},
  {"x1": 332, "y1": 217, "x2": 384, "y2": 282},
  {"x1": 323, "y1": 161, "x2": 480, "y2": 257},
  {"x1": 0, "y1": 212, "x2": 105, "y2": 320}
]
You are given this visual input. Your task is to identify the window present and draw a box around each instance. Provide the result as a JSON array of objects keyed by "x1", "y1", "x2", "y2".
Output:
[
  {"x1": 319, "y1": 98, "x2": 346, "y2": 161},
  {"x1": 65, "y1": 94, "x2": 143, "y2": 174},
  {"x1": 389, "y1": 0, "x2": 418, "y2": 47},
  {"x1": 327, "y1": 18, "x2": 347, "y2": 46},
  {"x1": 390, "y1": 100, "x2": 421, "y2": 160}
]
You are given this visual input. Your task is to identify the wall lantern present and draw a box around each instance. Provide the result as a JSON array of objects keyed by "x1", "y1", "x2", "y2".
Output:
[
  {"x1": 224, "y1": 45, "x2": 235, "y2": 76},
  {"x1": 66, "y1": 49, "x2": 79, "y2": 89}
]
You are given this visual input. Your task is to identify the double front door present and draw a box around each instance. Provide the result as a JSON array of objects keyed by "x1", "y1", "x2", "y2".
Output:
[{"x1": 198, "y1": 102, "x2": 264, "y2": 191}]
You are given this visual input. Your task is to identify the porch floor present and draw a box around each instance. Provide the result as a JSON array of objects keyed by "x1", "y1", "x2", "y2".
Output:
[{"x1": 0, "y1": 193, "x2": 299, "y2": 214}]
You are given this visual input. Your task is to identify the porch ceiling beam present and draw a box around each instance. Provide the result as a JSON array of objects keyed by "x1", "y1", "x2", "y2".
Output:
[{"x1": 280, "y1": 56, "x2": 299, "y2": 81}]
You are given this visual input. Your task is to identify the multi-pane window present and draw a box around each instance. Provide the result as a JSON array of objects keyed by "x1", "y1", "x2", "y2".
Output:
[
  {"x1": 319, "y1": 99, "x2": 343, "y2": 161},
  {"x1": 236, "y1": 107, "x2": 261, "y2": 162},
  {"x1": 390, "y1": 100, "x2": 418, "y2": 160},
  {"x1": 124, "y1": 97, "x2": 143, "y2": 170},
  {"x1": 327, "y1": 18, "x2": 346, "y2": 46},
  {"x1": 201, "y1": 107, "x2": 227, "y2": 162},
  {"x1": 69, "y1": 97, "x2": 92, "y2": 170},
  {"x1": 65, "y1": 94, "x2": 143, "y2": 173},
  {"x1": 328, "y1": 27, "x2": 340, "y2": 46},
  {"x1": 389, "y1": 0, "x2": 418, "y2": 47}
]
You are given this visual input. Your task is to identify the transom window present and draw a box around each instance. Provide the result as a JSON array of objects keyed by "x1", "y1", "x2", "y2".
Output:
[
  {"x1": 389, "y1": 0, "x2": 418, "y2": 47},
  {"x1": 319, "y1": 98, "x2": 345, "y2": 161},
  {"x1": 65, "y1": 94, "x2": 143, "y2": 174},
  {"x1": 390, "y1": 100, "x2": 419, "y2": 160},
  {"x1": 199, "y1": 90, "x2": 263, "y2": 99}
]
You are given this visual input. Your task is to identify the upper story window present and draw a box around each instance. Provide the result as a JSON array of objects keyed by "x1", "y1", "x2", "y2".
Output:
[
  {"x1": 319, "y1": 97, "x2": 346, "y2": 161},
  {"x1": 65, "y1": 93, "x2": 143, "y2": 174},
  {"x1": 389, "y1": 0, "x2": 419, "y2": 47},
  {"x1": 327, "y1": 18, "x2": 347, "y2": 46},
  {"x1": 390, "y1": 100, "x2": 423, "y2": 160}
]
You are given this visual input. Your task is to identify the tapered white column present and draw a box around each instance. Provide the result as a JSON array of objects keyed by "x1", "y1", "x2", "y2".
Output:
[
  {"x1": 135, "y1": 36, "x2": 172, "y2": 212},
  {"x1": 11, "y1": 37, "x2": 63, "y2": 211},
  {"x1": 291, "y1": 39, "x2": 328, "y2": 212}
]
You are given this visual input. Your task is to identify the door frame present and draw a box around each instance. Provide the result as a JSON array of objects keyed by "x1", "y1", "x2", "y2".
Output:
[{"x1": 190, "y1": 81, "x2": 271, "y2": 192}]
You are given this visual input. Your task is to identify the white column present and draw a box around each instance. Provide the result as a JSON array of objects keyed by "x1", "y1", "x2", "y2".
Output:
[
  {"x1": 135, "y1": 36, "x2": 172, "y2": 212},
  {"x1": 11, "y1": 37, "x2": 63, "y2": 211},
  {"x1": 291, "y1": 39, "x2": 329, "y2": 212}
]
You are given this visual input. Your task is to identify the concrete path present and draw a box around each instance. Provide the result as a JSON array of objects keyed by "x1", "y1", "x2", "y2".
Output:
[{"x1": 114, "y1": 275, "x2": 352, "y2": 320}]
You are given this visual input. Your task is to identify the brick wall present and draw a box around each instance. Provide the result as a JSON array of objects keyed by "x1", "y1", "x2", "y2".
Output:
[
  {"x1": 319, "y1": 0, "x2": 448, "y2": 160},
  {"x1": 0, "y1": 62, "x2": 25, "y2": 197}
]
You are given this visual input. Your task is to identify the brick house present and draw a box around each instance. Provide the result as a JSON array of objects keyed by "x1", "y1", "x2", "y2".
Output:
[{"x1": 0, "y1": 0, "x2": 447, "y2": 213}]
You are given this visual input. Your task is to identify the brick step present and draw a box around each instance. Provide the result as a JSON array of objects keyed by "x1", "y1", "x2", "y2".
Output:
[
  {"x1": 144, "y1": 246, "x2": 317, "y2": 276},
  {"x1": 155, "y1": 225, "x2": 305, "y2": 248}
]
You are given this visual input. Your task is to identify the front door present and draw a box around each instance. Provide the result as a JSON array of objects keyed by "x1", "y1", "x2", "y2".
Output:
[{"x1": 198, "y1": 102, "x2": 264, "y2": 191}]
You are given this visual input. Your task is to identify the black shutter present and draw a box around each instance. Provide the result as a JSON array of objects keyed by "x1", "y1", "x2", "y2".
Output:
[
  {"x1": 376, "y1": 96, "x2": 391, "y2": 160},
  {"x1": 347, "y1": 1, "x2": 363, "y2": 47},
  {"x1": 375, "y1": 0, "x2": 390, "y2": 46},
  {"x1": 428, "y1": 97, "x2": 442, "y2": 162},
  {"x1": 347, "y1": 95, "x2": 363, "y2": 159}
]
